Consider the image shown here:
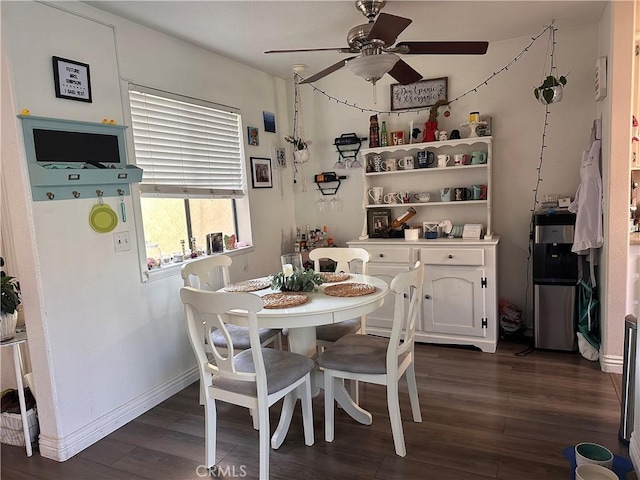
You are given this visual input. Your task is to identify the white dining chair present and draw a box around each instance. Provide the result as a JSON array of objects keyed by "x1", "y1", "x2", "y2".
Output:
[
  {"x1": 181, "y1": 255, "x2": 282, "y2": 410},
  {"x1": 180, "y1": 287, "x2": 314, "y2": 480},
  {"x1": 308, "y1": 247, "x2": 370, "y2": 347},
  {"x1": 318, "y1": 260, "x2": 424, "y2": 457}
]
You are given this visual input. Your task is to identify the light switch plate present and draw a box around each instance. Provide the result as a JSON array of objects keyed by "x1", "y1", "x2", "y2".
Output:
[{"x1": 113, "y1": 231, "x2": 131, "y2": 252}]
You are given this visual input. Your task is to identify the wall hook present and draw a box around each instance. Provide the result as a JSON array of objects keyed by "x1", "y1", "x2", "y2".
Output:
[
  {"x1": 117, "y1": 189, "x2": 124, "y2": 196},
  {"x1": 72, "y1": 191, "x2": 80, "y2": 198},
  {"x1": 96, "y1": 189, "x2": 103, "y2": 197},
  {"x1": 46, "y1": 192, "x2": 54, "y2": 200}
]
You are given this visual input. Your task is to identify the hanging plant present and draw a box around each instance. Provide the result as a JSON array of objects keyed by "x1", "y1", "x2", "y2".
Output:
[
  {"x1": 534, "y1": 74, "x2": 567, "y2": 105},
  {"x1": 534, "y1": 25, "x2": 567, "y2": 105}
]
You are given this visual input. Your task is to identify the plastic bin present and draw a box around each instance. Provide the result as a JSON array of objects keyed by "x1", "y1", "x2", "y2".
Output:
[{"x1": 619, "y1": 314, "x2": 637, "y2": 443}]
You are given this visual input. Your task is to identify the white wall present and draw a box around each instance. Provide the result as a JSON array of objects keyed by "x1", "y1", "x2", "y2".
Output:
[
  {"x1": 1, "y1": 1, "x2": 295, "y2": 460},
  {"x1": 296, "y1": 24, "x2": 599, "y2": 327}
]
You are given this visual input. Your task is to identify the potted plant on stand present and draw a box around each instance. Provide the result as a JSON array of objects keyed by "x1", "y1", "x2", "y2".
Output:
[
  {"x1": 285, "y1": 135, "x2": 311, "y2": 163},
  {"x1": 1, "y1": 257, "x2": 21, "y2": 341}
]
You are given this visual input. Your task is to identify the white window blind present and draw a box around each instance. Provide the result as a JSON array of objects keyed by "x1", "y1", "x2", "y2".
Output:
[{"x1": 129, "y1": 86, "x2": 245, "y2": 198}]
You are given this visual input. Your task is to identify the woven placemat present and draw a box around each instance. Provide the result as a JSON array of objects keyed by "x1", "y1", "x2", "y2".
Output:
[
  {"x1": 262, "y1": 292, "x2": 309, "y2": 309},
  {"x1": 324, "y1": 283, "x2": 376, "y2": 297},
  {"x1": 224, "y1": 279, "x2": 271, "y2": 292},
  {"x1": 321, "y1": 272, "x2": 351, "y2": 283}
]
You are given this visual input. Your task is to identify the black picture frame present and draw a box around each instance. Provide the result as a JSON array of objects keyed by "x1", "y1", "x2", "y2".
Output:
[
  {"x1": 250, "y1": 157, "x2": 272, "y2": 188},
  {"x1": 52, "y1": 56, "x2": 92, "y2": 103},
  {"x1": 367, "y1": 208, "x2": 391, "y2": 238},
  {"x1": 390, "y1": 77, "x2": 447, "y2": 111}
]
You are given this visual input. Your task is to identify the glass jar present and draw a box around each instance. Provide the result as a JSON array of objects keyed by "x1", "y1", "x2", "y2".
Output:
[{"x1": 145, "y1": 242, "x2": 162, "y2": 269}]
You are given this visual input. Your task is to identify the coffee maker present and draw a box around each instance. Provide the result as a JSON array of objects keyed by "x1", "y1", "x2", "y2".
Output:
[{"x1": 532, "y1": 211, "x2": 579, "y2": 351}]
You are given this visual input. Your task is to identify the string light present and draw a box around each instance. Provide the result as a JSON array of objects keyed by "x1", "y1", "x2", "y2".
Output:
[{"x1": 295, "y1": 24, "x2": 554, "y2": 116}]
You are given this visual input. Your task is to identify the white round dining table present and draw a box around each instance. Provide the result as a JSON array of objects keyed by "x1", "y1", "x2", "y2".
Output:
[{"x1": 224, "y1": 273, "x2": 389, "y2": 448}]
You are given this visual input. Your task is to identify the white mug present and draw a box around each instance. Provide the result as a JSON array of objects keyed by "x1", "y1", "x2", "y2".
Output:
[
  {"x1": 398, "y1": 156, "x2": 414, "y2": 170},
  {"x1": 384, "y1": 192, "x2": 398, "y2": 204},
  {"x1": 384, "y1": 158, "x2": 398, "y2": 171},
  {"x1": 413, "y1": 192, "x2": 431, "y2": 203},
  {"x1": 368, "y1": 186, "x2": 383, "y2": 204},
  {"x1": 437, "y1": 155, "x2": 452, "y2": 168},
  {"x1": 453, "y1": 154, "x2": 469, "y2": 166}
]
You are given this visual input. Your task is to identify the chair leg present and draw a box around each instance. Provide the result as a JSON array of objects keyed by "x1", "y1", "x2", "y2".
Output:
[
  {"x1": 204, "y1": 396, "x2": 217, "y2": 468},
  {"x1": 347, "y1": 379, "x2": 359, "y2": 405},
  {"x1": 387, "y1": 382, "x2": 406, "y2": 457},
  {"x1": 406, "y1": 363, "x2": 422, "y2": 422},
  {"x1": 258, "y1": 398, "x2": 270, "y2": 480},
  {"x1": 299, "y1": 374, "x2": 314, "y2": 446},
  {"x1": 276, "y1": 333, "x2": 283, "y2": 350},
  {"x1": 199, "y1": 379, "x2": 205, "y2": 406},
  {"x1": 324, "y1": 373, "x2": 336, "y2": 443}
]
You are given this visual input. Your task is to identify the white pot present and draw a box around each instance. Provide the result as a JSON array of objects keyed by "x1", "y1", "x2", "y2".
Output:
[
  {"x1": 293, "y1": 149, "x2": 310, "y2": 163},
  {"x1": 0, "y1": 311, "x2": 18, "y2": 342}
]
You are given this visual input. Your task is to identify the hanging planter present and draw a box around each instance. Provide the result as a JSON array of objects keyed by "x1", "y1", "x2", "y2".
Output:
[{"x1": 534, "y1": 75, "x2": 567, "y2": 105}]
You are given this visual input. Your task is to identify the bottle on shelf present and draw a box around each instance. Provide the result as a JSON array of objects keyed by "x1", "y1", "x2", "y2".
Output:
[
  {"x1": 380, "y1": 121, "x2": 388, "y2": 147},
  {"x1": 391, "y1": 207, "x2": 417, "y2": 228},
  {"x1": 369, "y1": 115, "x2": 380, "y2": 148}
]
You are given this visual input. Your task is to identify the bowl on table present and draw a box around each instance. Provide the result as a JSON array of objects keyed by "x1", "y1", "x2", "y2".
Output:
[{"x1": 575, "y1": 442, "x2": 614, "y2": 469}]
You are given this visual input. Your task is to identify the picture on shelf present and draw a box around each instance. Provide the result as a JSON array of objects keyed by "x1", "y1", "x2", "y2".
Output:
[
  {"x1": 409, "y1": 120, "x2": 426, "y2": 144},
  {"x1": 367, "y1": 208, "x2": 391, "y2": 238}
]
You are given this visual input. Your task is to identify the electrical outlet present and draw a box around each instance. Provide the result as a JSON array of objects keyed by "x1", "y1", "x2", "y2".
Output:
[{"x1": 113, "y1": 231, "x2": 131, "y2": 252}]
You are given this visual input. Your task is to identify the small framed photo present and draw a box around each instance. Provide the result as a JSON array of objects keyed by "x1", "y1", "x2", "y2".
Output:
[
  {"x1": 423, "y1": 221, "x2": 440, "y2": 239},
  {"x1": 52, "y1": 56, "x2": 92, "y2": 102},
  {"x1": 263, "y1": 111, "x2": 276, "y2": 133},
  {"x1": 250, "y1": 157, "x2": 272, "y2": 188},
  {"x1": 367, "y1": 208, "x2": 391, "y2": 238},
  {"x1": 274, "y1": 147, "x2": 286, "y2": 167},
  {"x1": 409, "y1": 120, "x2": 426, "y2": 144},
  {"x1": 247, "y1": 126, "x2": 259, "y2": 146}
]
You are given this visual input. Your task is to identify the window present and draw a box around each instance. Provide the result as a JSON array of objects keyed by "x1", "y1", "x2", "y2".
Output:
[{"x1": 128, "y1": 85, "x2": 248, "y2": 265}]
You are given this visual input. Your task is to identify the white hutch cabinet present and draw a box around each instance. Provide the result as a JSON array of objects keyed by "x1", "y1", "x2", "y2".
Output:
[{"x1": 348, "y1": 136, "x2": 499, "y2": 353}]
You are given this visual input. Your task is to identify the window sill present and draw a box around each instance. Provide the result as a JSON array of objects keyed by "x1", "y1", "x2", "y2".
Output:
[{"x1": 143, "y1": 245, "x2": 255, "y2": 282}]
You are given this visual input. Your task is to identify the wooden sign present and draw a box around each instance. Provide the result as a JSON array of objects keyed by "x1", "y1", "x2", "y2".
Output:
[{"x1": 390, "y1": 77, "x2": 447, "y2": 111}]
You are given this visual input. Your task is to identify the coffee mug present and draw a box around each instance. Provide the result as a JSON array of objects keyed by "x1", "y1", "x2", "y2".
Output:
[
  {"x1": 413, "y1": 192, "x2": 431, "y2": 203},
  {"x1": 453, "y1": 154, "x2": 469, "y2": 166},
  {"x1": 384, "y1": 158, "x2": 398, "y2": 171},
  {"x1": 440, "y1": 187, "x2": 452, "y2": 202},
  {"x1": 417, "y1": 150, "x2": 435, "y2": 168},
  {"x1": 398, "y1": 156, "x2": 414, "y2": 170},
  {"x1": 472, "y1": 184, "x2": 487, "y2": 200},
  {"x1": 368, "y1": 186, "x2": 384, "y2": 204},
  {"x1": 437, "y1": 155, "x2": 452, "y2": 168},
  {"x1": 454, "y1": 187, "x2": 472, "y2": 201},
  {"x1": 370, "y1": 154, "x2": 384, "y2": 172},
  {"x1": 397, "y1": 191, "x2": 410, "y2": 203},
  {"x1": 384, "y1": 192, "x2": 398, "y2": 204},
  {"x1": 470, "y1": 151, "x2": 487, "y2": 164}
]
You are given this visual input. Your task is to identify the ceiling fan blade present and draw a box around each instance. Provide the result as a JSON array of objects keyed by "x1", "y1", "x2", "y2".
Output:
[
  {"x1": 265, "y1": 47, "x2": 353, "y2": 54},
  {"x1": 397, "y1": 41, "x2": 489, "y2": 55},
  {"x1": 388, "y1": 59, "x2": 422, "y2": 85},
  {"x1": 299, "y1": 57, "x2": 356, "y2": 84},
  {"x1": 367, "y1": 13, "x2": 412, "y2": 45}
]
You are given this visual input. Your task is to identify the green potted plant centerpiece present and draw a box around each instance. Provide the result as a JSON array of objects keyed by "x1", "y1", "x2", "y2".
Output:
[
  {"x1": 271, "y1": 268, "x2": 324, "y2": 292},
  {"x1": 1, "y1": 257, "x2": 21, "y2": 341},
  {"x1": 534, "y1": 74, "x2": 567, "y2": 105}
]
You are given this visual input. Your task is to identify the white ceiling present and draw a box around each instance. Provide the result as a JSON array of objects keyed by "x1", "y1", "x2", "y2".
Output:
[{"x1": 85, "y1": 1, "x2": 608, "y2": 81}]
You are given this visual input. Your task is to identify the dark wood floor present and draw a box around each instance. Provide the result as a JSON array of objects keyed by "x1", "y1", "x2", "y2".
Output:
[{"x1": 1, "y1": 339, "x2": 636, "y2": 479}]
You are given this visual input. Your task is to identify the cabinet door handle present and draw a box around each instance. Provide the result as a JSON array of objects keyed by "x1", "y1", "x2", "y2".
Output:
[
  {"x1": 379, "y1": 253, "x2": 384, "y2": 258},
  {"x1": 448, "y1": 254, "x2": 453, "y2": 259},
  {"x1": 403, "y1": 293, "x2": 408, "y2": 298},
  {"x1": 424, "y1": 294, "x2": 431, "y2": 300}
]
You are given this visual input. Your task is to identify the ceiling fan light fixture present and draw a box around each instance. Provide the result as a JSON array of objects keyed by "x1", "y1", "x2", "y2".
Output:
[{"x1": 347, "y1": 53, "x2": 399, "y2": 84}]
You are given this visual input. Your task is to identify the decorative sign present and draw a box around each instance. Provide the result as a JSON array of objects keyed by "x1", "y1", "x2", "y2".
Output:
[
  {"x1": 52, "y1": 56, "x2": 92, "y2": 103},
  {"x1": 390, "y1": 77, "x2": 447, "y2": 111}
]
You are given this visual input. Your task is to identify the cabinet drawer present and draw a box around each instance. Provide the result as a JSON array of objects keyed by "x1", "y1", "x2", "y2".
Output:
[
  {"x1": 367, "y1": 247, "x2": 411, "y2": 263},
  {"x1": 420, "y1": 248, "x2": 484, "y2": 266}
]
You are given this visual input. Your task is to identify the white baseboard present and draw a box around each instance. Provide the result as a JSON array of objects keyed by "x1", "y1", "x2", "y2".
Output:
[
  {"x1": 599, "y1": 353, "x2": 623, "y2": 374},
  {"x1": 38, "y1": 368, "x2": 199, "y2": 461}
]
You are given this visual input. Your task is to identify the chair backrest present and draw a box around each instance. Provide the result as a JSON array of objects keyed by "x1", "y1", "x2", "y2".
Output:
[
  {"x1": 180, "y1": 287, "x2": 265, "y2": 390},
  {"x1": 388, "y1": 261, "x2": 424, "y2": 362},
  {"x1": 308, "y1": 247, "x2": 370, "y2": 274},
  {"x1": 181, "y1": 255, "x2": 232, "y2": 290}
]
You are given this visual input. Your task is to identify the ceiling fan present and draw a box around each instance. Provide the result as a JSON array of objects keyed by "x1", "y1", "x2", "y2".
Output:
[{"x1": 264, "y1": 0, "x2": 489, "y2": 86}]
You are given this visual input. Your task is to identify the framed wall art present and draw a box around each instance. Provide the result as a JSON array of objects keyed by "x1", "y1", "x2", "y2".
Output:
[
  {"x1": 263, "y1": 111, "x2": 276, "y2": 133},
  {"x1": 390, "y1": 77, "x2": 447, "y2": 111},
  {"x1": 247, "y1": 126, "x2": 259, "y2": 146},
  {"x1": 367, "y1": 208, "x2": 391, "y2": 238},
  {"x1": 274, "y1": 147, "x2": 286, "y2": 167},
  {"x1": 52, "y1": 56, "x2": 92, "y2": 102},
  {"x1": 250, "y1": 157, "x2": 272, "y2": 188}
]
